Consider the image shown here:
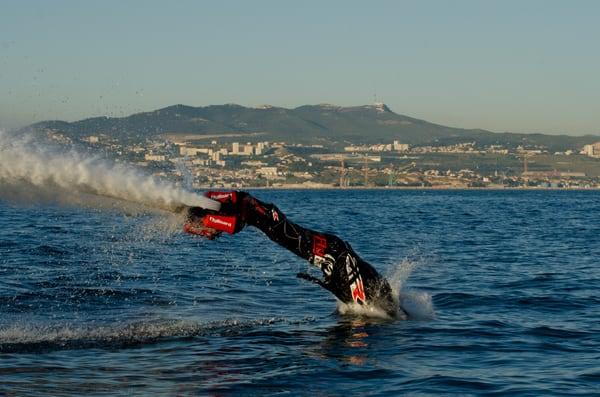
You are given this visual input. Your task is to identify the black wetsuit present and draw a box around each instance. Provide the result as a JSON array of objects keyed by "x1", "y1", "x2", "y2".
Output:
[{"x1": 218, "y1": 191, "x2": 400, "y2": 317}]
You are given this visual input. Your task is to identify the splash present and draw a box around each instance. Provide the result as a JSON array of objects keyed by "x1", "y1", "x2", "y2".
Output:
[
  {"x1": 336, "y1": 301, "x2": 395, "y2": 320},
  {"x1": 0, "y1": 130, "x2": 219, "y2": 212},
  {"x1": 388, "y1": 258, "x2": 435, "y2": 320},
  {"x1": 335, "y1": 258, "x2": 434, "y2": 320}
]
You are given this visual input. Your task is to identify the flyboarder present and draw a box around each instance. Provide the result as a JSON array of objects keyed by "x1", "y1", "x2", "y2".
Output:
[{"x1": 183, "y1": 191, "x2": 403, "y2": 318}]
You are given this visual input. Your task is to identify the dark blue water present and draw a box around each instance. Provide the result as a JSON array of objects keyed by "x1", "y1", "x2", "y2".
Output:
[{"x1": 1, "y1": 190, "x2": 599, "y2": 396}]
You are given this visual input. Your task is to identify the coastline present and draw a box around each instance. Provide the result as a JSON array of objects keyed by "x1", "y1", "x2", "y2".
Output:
[{"x1": 194, "y1": 185, "x2": 600, "y2": 191}]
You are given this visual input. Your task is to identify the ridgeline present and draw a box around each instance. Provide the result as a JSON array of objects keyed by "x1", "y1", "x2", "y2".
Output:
[{"x1": 21, "y1": 103, "x2": 599, "y2": 151}]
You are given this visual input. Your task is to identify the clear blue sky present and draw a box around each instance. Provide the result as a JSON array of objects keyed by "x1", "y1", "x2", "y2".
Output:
[{"x1": 1, "y1": 0, "x2": 599, "y2": 135}]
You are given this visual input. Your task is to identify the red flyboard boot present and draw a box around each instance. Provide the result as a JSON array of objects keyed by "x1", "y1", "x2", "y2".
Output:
[{"x1": 183, "y1": 212, "x2": 239, "y2": 238}]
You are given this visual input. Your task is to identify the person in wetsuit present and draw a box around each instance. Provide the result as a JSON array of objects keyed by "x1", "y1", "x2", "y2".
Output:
[{"x1": 183, "y1": 191, "x2": 403, "y2": 318}]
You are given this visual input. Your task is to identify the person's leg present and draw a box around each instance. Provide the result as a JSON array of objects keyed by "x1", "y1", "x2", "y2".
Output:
[
  {"x1": 194, "y1": 191, "x2": 401, "y2": 317},
  {"x1": 235, "y1": 193, "x2": 398, "y2": 315}
]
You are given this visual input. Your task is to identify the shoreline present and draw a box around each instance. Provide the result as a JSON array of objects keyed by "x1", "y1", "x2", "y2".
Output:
[{"x1": 194, "y1": 185, "x2": 600, "y2": 191}]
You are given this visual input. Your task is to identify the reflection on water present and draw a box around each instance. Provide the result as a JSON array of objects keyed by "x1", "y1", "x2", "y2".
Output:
[{"x1": 311, "y1": 318, "x2": 395, "y2": 366}]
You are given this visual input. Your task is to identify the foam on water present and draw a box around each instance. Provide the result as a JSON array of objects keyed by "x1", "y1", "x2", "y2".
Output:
[
  {"x1": 335, "y1": 258, "x2": 434, "y2": 321},
  {"x1": 0, "y1": 318, "x2": 287, "y2": 352},
  {"x1": 336, "y1": 301, "x2": 395, "y2": 319},
  {"x1": 0, "y1": 130, "x2": 219, "y2": 212}
]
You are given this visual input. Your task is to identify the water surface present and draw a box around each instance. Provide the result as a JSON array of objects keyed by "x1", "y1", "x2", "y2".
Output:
[{"x1": 1, "y1": 190, "x2": 599, "y2": 395}]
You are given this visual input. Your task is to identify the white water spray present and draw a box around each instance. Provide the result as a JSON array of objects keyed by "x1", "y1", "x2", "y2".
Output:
[
  {"x1": 0, "y1": 317, "x2": 288, "y2": 351},
  {"x1": 336, "y1": 258, "x2": 434, "y2": 320},
  {"x1": 389, "y1": 258, "x2": 435, "y2": 320},
  {"x1": 0, "y1": 130, "x2": 220, "y2": 212}
]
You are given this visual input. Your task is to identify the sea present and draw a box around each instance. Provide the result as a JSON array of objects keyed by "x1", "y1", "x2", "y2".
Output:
[{"x1": 1, "y1": 189, "x2": 599, "y2": 396}]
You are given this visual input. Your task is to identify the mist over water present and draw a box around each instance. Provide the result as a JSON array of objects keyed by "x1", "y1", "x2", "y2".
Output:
[{"x1": 0, "y1": 130, "x2": 219, "y2": 212}]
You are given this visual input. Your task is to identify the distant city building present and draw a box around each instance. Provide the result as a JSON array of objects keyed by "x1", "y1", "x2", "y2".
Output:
[
  {"x1": 523, "y1": 171, "x2": 586, "y2": 178},
  {"x1": 242, "y1": 160, "x2": 268, "y2": 167},
  {"x1": 393, "y1": 140, "x2": 409, "y2": 151},
  {"x1": 257, "y1": 166, "x2": 278, "y2": 177},
  {"x1": 344, "y1": 146, "x2": 362, "y2": 152},
  {"x1": 345, "y1": 142, "x2": 402, "y2": 152},
  {"x1": 191, "y1": 158, "x2": 211, "y2": 166},
  {"x1": 256, "y1": 142, "x2": 265, "y2": 155},
  {"x1": 180, "y1": 147, "x2": 209, "y2": 156},
  {"x1": 144, "y1": 154, "x2": 166, "y2": 161},
  {"x1": 86, "y1": 136, "x2": 99, "y2": 143},
  {"x1": 243, "y1": 144, "x2": 254, "y2": 156},
  {"x1": 345, "y1": 145, "x2": 384, "y2": 152},
  {"x1": 487, "y1": 145, "x2": 509, "y2": 154},
  {"x1": 582, "y1": 142, "x2": 600, "y2": 158},
  {"x1": 232, "y1": 142, "x2": 240, "y2": 154}
]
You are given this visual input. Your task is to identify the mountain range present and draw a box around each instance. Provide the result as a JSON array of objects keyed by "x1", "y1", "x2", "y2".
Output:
[{"x1": 21, "y1": 103, "x2": 599, "y2": 151}]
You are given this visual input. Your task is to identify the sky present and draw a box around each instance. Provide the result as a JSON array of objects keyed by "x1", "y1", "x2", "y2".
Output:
[{"x1": 0, "y1": 0, "x2": 599, "y2": 135}]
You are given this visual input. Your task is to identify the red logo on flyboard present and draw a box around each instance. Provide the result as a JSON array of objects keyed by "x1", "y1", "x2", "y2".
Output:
[
  {"x1": 346, "y1": 255, "x2": 366, "y2": 304},
  {"x1": 351, "y1": 278, "x2": 366, "y2": 303},
  {"x1": 312, "y1": 235, "x2": 327, "y2": 257}
]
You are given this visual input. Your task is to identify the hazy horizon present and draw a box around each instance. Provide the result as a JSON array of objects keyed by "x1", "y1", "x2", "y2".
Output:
[{"x1": 1, "y1": 0, "x2": 599, "y2": 136}]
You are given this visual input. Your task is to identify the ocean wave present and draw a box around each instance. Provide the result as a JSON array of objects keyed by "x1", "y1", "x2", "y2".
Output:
[
  {"x1": 433, "y1": 292, "x2": 499, "y2": 309},
  {"x1": 525, "y1": 325, "x2": 591, "y2": 339}
]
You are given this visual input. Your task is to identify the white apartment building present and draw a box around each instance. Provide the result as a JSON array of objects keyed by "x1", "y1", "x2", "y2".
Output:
[
  {"x1": 393, "y1": 140, "x2": 409, "y2": 151},
  {"x1": 256, "y1": 142, "x2": 264, "y2": 155},
  {"x1": 257, "y1": 167, "x2": 278, "y2": 177},
  {"x1": 180, "y1": 147, "x2": 209, "y2": 156},
  {"x1": 582, "y1": 142, "x2": 600, "y2": 158}
]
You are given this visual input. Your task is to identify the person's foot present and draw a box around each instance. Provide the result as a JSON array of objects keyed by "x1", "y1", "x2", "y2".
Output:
[
  {"x1": 183, "y1": 207, "x2": 238, "y2": 239},
  {"x1": 182, "y1": 207, "x2": 219, "y2": 239}
]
